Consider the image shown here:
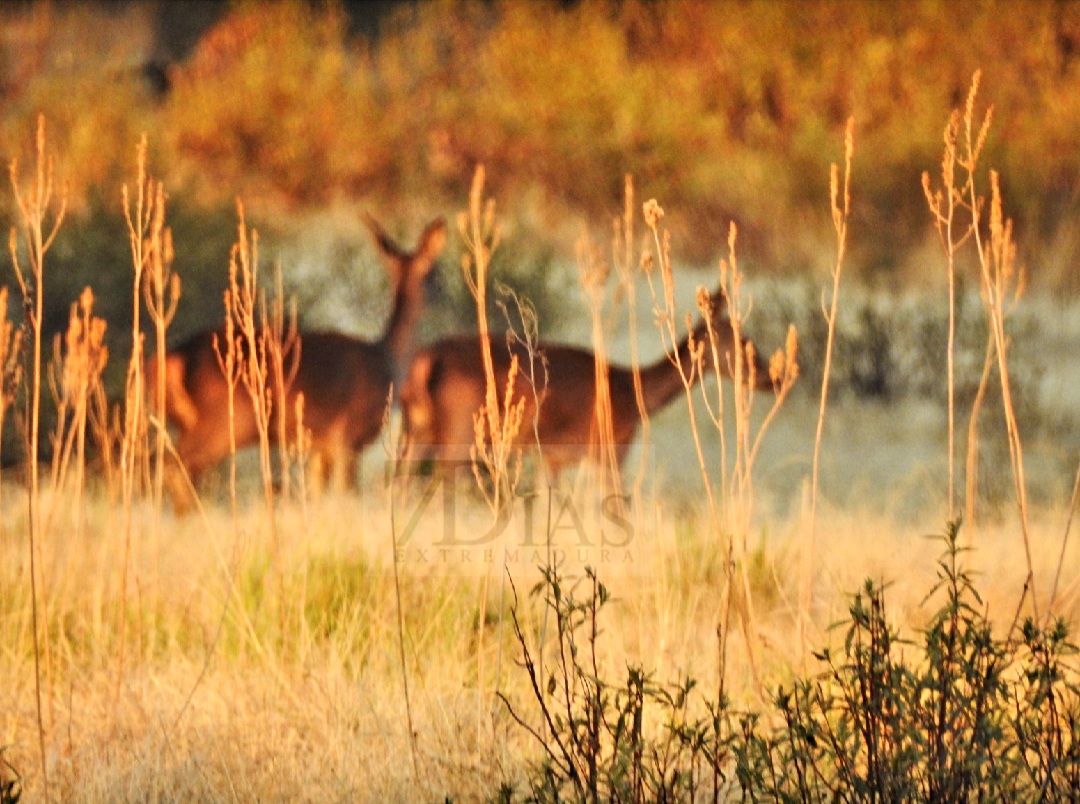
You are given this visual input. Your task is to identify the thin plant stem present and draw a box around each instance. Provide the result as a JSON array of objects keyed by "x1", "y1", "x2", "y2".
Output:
[
  {"x1": 8, "y1": 113, "x2": 66, "y2": 800},
  {"x1": 1048, "y1": 462, "x2": 1080, "y2": 617},
  {"x1": 577, "y1": 229, "x2": 622, "y2": 498},
  {"x1": 957, "y1": 71, "x2": 1038, "y2": 618},
  {"x1": 0, "y1": 286, "x2": 22, "y2": 543},
  {"x1": 387, "y1": 425, "x2": 421, "y2": 787},
  {"x1": 964, "y1": 329, "x2": 996, "y2": 527},
  {"x1": 614, "y1": 175, "x2": 651, "y2": 499},
  {"x1": 802, "y1": 117, "x2": 854, "y2": 650}
]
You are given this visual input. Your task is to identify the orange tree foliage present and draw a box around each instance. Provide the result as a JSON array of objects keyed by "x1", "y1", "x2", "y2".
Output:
[{"x1": 3, "y1": 0, "x2": 1080, "y2": 283}]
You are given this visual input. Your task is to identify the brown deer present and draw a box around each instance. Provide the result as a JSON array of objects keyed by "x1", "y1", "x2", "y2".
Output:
[
  {"x1": 148, "y1": 215, "x2": 447, "y2": 500},
  {"x1": 399, "y1": 290, "x2": 773, "y2": 479}
]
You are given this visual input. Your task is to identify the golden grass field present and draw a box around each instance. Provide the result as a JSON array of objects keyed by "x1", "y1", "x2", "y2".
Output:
[{"x1": 2, "y1": 459, "x2": 1078, "y2": 799}]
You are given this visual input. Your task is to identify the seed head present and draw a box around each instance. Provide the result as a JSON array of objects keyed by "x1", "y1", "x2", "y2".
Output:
[
  {"x1": 642, "y1": 199, "x2": 664, "y2": 229},
  {"x1": 696, "y1": 286, "x2": 713, "y2": 319},
  {"x1": 744, "y1": 342, "x2": 757, "y2": 388}
]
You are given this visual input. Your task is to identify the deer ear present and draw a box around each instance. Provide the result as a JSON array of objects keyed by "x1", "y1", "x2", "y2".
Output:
[
  {"x1": 363, "y1": 212, "x2": 408, "y2": 261},
  {"x1": 709, "y1": 284, "x2": 730, "y2": 320},
  {"x1": 418, "y1": 217, "x2": 448, "y2": 261}
]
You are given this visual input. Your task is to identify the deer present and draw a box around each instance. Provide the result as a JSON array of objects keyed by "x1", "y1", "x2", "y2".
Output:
[
  {"x1": 399, "y1": 288, "x2": 774, "y2": 481},
  {"x1": 147, "y1": 215, "x2": 447, "y2": 503}
]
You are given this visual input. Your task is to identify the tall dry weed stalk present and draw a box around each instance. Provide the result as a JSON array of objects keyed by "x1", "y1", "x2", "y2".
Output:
[
  {"x1": 456, "y1": 166, "x2": 524, "y2": 744},
  {"x1": 116, "y1": 137, "x2": 174, "y2": 706},
  {"x1": 137, "y1": 142, "x2": 181, "y2": 513},
  {"x1": 493, "y1": 282, "x2": 546, "y2": 470},
  {"x1": 612, "y1": 175, "x2": 651, "y2": 497},
  {"x1": 209, "y1": 289, "x2": 242, "y2": 524},
  {"x1": 0, "y1": 286, "x2": 23, "y2": 532},
  {"x1": 922, "y1": 73, "x2": 992, "y2": 527},
  {"x1": 8, "y1": 112, "x2": 67, "y2": 798},
  {"x1": 801, "y1": 117, "x2": 854, "y2": 646},
  {"x1": 1050, "y1": 465, "x2": 1080, "y2": 613},
  {"x1": 120, "y1": 140, "x2": 158, "y2": 500},
  {"x1": 121, "y1": 139, "x2": 181, "y2": 694},
  {"x1": 46, "y1": 288, "x2": 108, "y2": 534},
  {"x1": 219, "y1": 201, "x2": 298, "y2": 608},
  {"x1": 459, "y1": 165, "x2": 524, "y2": 512},
  {"x1": 710, "y1": 223, "x2": 798, "y2": 684},
  {"x1": 924, "y1": 112, "x2": 966, "y2": 521},
  {"x1": 710, "y1": 225, "x2": 798, "y2": 534},
  {"x1": 641, "y1": 201, "x2": 717, "y2": 515},
  {"x1": 576, "y1": 229, "x2": 623, "y2": 498},
  {"x1": 267, "y1": 268, "x2": 300, "y2": 502},
  {"x1": 641, "y1": 203, "x2": 796, "y2": 531},
  {"x1": 136, "y1": 145, "x2": 180, "y2": 635},
  {"x1": 978, "y1": 172, "x2": 1036, "y2": 614},
  {"x1": 381, "y1": 391, "x2": 423, "y2": 786},
  {"x1": 226, "y1": 203, "x2": 273, "y2": 520},
  {"x1": 923, "y1": 72, "x2": 1039, "y2": 618},
  {"x1": 293, "y1": 393, "x2": 310, "y2": 521},
  {"x1": 641, "y1": 199, "x2": 797, "y2": 686}
]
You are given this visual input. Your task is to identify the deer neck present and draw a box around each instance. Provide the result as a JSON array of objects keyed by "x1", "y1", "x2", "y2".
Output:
[
  {"x1": 638, "y1": 322, "x2": 712, "y2": 414},
  {"x1": 380, "y1": 276, "x2": 424, "y2": 379}
]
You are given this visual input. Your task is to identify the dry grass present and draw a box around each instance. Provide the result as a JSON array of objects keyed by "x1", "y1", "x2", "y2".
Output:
[{"x1": 0, "y1": 489, "x2": 1077, "y2": 800}]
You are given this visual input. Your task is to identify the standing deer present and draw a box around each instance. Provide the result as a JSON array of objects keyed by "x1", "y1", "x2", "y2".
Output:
[
  {"x1": 400, "y1": 290, "x2": 773, "y2": 479},
  {"x1": 148, "y1": 215, "x2": 447, "y2": 500}
]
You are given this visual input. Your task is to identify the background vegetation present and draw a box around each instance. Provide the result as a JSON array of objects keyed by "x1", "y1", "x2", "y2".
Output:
[
  {"x1": 1, "y1": 0, "x2": 1077, "y2": 437},
  {"x1": 4, "y1": 0, "x2": 1080, "y2": 293}
]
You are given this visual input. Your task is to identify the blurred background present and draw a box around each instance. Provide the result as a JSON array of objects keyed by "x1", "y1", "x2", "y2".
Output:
[
  {"x1": 4, "y1": 1, "x2": 1080, "y2": 305},
  {"x1": 0, "y1": 0, "x2": 1077, "y2": 511}
]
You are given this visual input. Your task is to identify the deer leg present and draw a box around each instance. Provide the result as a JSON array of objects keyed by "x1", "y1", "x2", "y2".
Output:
[
  {"x1": 169, "y1": 422, "x2": 235, "y2": 512},
  {"x1": 307, "y1": 449, "x2": 329, "y2": 497},
  {"x1": 328, "y1": 444, "x2": 351, "y2": 494},
  {"x1": 436, "y1": 386, "x2": 484, "y2": 467},
  {"x1": 163, "y1": 461, "x2": 197, "y2": 515},
  {"x1": 176, "y1": 432, "x2": 225, "y2": 487}
]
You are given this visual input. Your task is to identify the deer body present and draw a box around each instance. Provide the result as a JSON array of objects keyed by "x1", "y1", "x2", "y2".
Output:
[
  {"x1": 150, "y1": 216, "x2": 447, "y2": 496},
  {"x1": 401, "y1": 296, "x2": 771, "y2": 478}
]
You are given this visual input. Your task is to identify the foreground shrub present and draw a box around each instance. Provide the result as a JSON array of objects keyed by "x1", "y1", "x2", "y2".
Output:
[
  {"x1": 501, "y1": 523, "x2": 1080, "y2": 801},
  {"x1": 499, "y1": 566, "x2": 732, "y2": 801}
]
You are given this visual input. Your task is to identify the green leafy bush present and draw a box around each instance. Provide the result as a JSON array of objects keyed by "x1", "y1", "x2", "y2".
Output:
[
  {"x1": 499, "y1": 566, "x2": 732, "y2": 801},
  {"x1": 502, "y1": 524, "x2": 1080, "y2": 801}
]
